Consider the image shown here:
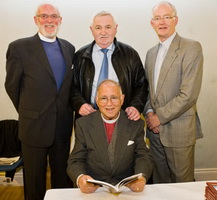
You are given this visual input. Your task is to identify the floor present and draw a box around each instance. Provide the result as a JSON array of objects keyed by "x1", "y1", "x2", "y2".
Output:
[{"x1": 0, "y1": 167, "x2": 51, "y2": 200}]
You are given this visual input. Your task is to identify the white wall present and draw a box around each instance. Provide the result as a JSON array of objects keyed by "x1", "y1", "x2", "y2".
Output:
[{"x1": 0, "y1": 0, "x2": 217, "y2": 171}]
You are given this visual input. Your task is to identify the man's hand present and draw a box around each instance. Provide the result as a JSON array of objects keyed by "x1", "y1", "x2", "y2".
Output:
[
  {"x1": 126, "y1": 176, "x2": 146, "y2": 192},
  {"x1": 146, "y1": 112, "x2": 160, "y2": 133},
  {"x1": 78, "y1": 175, "x2": 99, "y2": 193},
  {"x1": 79, "y1": 103, "x2": 96, "y2": 116},
  {"x1": 125, "y1": 106, "x2": 141, "y2": 121}
]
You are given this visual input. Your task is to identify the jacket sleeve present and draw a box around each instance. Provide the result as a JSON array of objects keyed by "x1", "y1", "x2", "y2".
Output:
[
  {"x1": 130, "y1": 51, "x2": 149, "y2": 113},
  {"x1": 133, "y1": 120, "x2": 154, "y2": 180},
  {"x1": 71, "y1": 51, "x2": 89, "y2": 114},
  {"x1": 67, "y1": 120, "x2": 88, "y2": 185},
  {"x1": 5, "y1": 42, "x2": 23, "y2": 111},
  {"x1": 114, "y1": 44, "x2": 149, "y2": 113}
]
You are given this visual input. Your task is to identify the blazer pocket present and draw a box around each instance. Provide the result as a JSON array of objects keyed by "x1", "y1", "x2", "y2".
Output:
[
  {"x1": 127, "y1": 140, "x2": 134, "y2": 146},
  {"x1": 20, "y1": 109, "x2": 39, "y2": 119}
]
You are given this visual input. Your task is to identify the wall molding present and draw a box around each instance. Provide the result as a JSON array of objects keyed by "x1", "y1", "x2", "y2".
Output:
[
  {"x1": 1, "y1": 168, "x2": 217, "y2": 186},
  {"x1": 194, "y1": 168, "x2": 217, "y2": 181}
]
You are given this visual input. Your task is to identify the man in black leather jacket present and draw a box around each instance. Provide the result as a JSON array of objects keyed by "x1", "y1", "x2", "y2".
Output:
[{"x1": 72, "y1": 11, "x2": 148, "y2": 121}]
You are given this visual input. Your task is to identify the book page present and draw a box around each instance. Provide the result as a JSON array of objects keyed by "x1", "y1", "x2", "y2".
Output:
[
  {"x1": 87, "y1": 173, "x2": 143, "y2": 193},
  {"x1": 117, "y1": 173, "x2": 143, "y2": 188},
  {"x1": 87, "y1": 179, "x2": 117, "y2": 192}
]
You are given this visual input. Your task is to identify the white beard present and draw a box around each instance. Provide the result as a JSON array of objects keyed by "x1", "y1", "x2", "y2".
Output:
[{"x1": 38, "y1": 24, "x2": 60, "y2": 39}]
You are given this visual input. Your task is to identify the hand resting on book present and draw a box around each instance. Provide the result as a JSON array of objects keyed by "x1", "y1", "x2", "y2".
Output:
[
  {"x1": 126, "y1": 175, "x2": 146, "y2": 193},
  {"x1": 78, "y1": 175, "x2": 100, "y2": 194},
  {"x1": 78, "y1": 174, "x2": 146, "y2": 193}
]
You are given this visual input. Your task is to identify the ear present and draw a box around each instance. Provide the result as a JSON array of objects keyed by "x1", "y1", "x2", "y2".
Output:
[
  {"x1": 59, "y1": 16, "x2": 63, "y2": 24},
  {"x1": 114, "y1": 24, "x2": 118, "y2": 34},
  {"x1": 34, "y1": 16, "x2": 38, "y2": 25},
  {"x1": 174, "y1": 16, "x2": 178, "y2": 25},
  {"x1": 120, "y1": 94, "x2": 125, "y2": 105},
  {"x1": 150, "y1": 19, "x2": 155, "y2": 29},
  {"x1": 90, "y1": 26, "x2": 93, "y2": 33},
  {"x1": 95, "y1": 96, "x2": 99, "y2": 105}
]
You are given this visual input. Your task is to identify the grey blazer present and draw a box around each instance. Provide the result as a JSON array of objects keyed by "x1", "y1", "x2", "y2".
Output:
[
  {"x1": 67, "y1": 110, "x2": 153, "y2": 186},
  {"x1": 5, "y1": 34, "x2": 75, "y2": 147},
  {"x1": 144, "y1": 33, "x2": 203, "y2": 147}
]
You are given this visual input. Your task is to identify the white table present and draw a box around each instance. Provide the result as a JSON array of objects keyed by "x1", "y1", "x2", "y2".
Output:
[{"x1": 44, "y1": 181, "x2": 211, "y2": 200}]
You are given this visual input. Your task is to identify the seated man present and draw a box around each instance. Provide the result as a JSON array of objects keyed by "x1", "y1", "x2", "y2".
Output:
[{"x1": 67, "y1": 80, "x2": 153, "y2": 193}]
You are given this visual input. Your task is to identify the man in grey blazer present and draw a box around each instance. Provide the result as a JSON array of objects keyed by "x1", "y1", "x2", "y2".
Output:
[
  {"x1": 144, "y1": 1, "x2": 203, "y2": 183},
  {"x1": 5, "y1": 4, "x2": 75, "y2": 200},
  {"x1": 67, "y1": 80, "x2": 153, "y2": 193}
]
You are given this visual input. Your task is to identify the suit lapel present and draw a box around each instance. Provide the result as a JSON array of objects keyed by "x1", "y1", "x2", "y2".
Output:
[
  {"x1": 155, "y1": 34, "x2": 180, "y2": 99},
  {"x1": 89, "y1": 112, "x2": 112, "y2": 173},
  {"x1": 149, "y1": 45, "x2": 159, "y2": 96},
  {"x1": 57, "y1": 38, "x2": 73, "y2": 81},
  {"x1": 112, "y1": 111, "x2": 131, "y2": 174},
  {"x1": 30, "y1": 34, "x2": 55, "y2": 79}
]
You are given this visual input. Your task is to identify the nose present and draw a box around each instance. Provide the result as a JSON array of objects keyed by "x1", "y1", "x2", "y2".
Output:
[
  {"x1": 47, "y1": 17, "x2": 53, "y2": 22},
  {"x1": 106, "y1": 98, "x2": 113, "y2": 105},
  {"x1": 100, "y1": 28, "x2": 107, "y2": 34},
  {"x1": 159, "y1": 18, "x2": 166, "y2": 23}
]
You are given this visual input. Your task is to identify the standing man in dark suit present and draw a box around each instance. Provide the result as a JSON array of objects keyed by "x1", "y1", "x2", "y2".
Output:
[
  {"x1": 72, "y1": 11, "x2": 148, "y2": 121},
  {"x1": 5, "y1": 4, "x2": 75, "y2": 200},
  {"x1": 144, "y1": 1, "x2": 203, "y2": 183},
  {"x1": 67, "y1": 80, "x2": 153, "y2": 193}
]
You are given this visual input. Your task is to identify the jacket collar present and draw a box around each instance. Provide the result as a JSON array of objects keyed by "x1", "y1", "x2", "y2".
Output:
[
  {"x1": 83, "y1": 37, "x2": 120, "y2": 59},
  {"x1": 154, "y1": 33, "x2": 181, "y2": 98}
]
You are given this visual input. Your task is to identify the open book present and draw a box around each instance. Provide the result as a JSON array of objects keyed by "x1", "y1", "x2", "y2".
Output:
[{"x1": 87, "y1": 173, "x2": 143, "y2": 193}]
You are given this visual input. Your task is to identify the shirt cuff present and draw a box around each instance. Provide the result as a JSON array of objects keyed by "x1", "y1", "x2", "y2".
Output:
[
  {"x1": 146, "y1": 109, "x2": 154, "y2": 114},
  {"x1": 76, "y1": 174, "x2": 84, "y2": 188}
]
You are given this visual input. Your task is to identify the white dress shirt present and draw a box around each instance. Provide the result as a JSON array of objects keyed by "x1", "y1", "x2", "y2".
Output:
[
  {"x1": 154, "y1": 32, "x2": 176, "y2": 93},
  {"x1": 91, "y1": 43, "x2": 118, "y2": 104}
]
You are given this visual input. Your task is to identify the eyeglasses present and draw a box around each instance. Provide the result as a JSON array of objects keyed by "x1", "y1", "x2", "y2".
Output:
[
  {"x1": 36, "y1": 14, "x2": 60, "y2": 20},
  {"x1": 98, "y1": 96, "x2": 120, "y2": 104},
  {"x1": 152, "y1": 15, "x2": 176, "y2": 22}
]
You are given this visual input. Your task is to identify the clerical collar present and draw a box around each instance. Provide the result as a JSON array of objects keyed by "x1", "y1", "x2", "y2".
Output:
[
  {"x1": 101, "y1": 112, "x2": 120, "y2": 124},
  {"x1": 38, "y1": 32, "x2": 56, "y2": 43}
]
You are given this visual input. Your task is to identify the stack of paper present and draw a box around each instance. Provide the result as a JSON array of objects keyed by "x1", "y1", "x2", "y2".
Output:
[{"x1": 0, "y1": 156, "x2": 20, "y2": 165}]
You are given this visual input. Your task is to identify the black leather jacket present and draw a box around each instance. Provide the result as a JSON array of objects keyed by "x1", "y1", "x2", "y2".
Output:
[{"x1": 72, "y1": 38, "x2": 148, "y2": 116}]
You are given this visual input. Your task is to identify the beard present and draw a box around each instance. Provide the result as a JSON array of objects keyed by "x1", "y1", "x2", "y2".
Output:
[{"x1": 38, "y1": 24, "x2": 60, "y2": 39}]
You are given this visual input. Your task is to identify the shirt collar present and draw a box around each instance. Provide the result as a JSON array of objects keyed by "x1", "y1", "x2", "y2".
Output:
[
  {"x1": 93, "y1": 43, "x2": 115, "y2": 53},
  {"x1": 38, "y1": 32, "x2": 56, "y2": 43},
  {"x1": 160, "y1": 32, "x2": 176, "y2": 49}
]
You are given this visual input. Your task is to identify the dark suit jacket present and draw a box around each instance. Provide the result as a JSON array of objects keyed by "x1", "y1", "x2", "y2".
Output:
[
  {"x1": 144, "y1": 33, "x2": 203, "y2": 147},
  {"x1": 5, "y1": 34, "x2": 75, "y2": 147},
  {"x1": 67, "y1": 110, "x2": 153, "y2": 186}
]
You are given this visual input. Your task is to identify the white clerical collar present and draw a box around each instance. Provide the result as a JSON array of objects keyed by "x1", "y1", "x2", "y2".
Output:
[
  {"x1": 38, "y1": 32, "x2": 56, "y2": 43},
  {"x1": 101, "y1": 112, "x2": 120, "y2": 124}
]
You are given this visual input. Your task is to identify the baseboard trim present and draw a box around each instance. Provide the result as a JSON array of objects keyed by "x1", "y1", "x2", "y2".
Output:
[
  {"x1": 1, "y1": 168, "x2": 217, "y2": 185},
  {"x1": 0, "y1": 168, "x2": 23, "y2": 186},
  {"x1": 194, "y1": 168, "x2": 217, "y2": 181}
]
